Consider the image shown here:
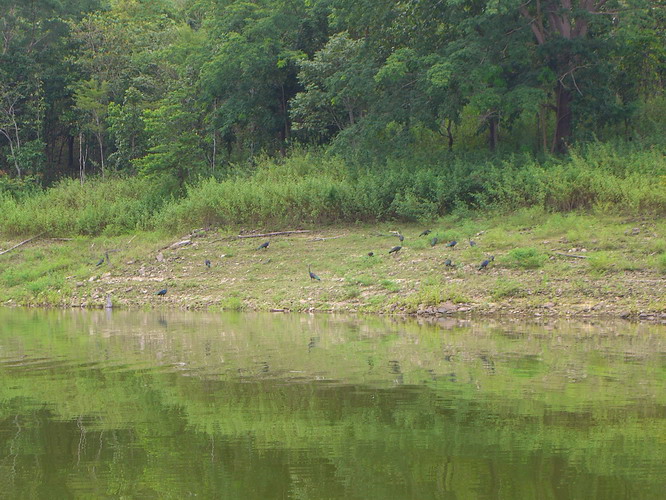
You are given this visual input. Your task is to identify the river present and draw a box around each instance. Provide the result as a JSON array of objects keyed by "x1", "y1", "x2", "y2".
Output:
[{"x1": 0, "y1": 309, "x2": 664, "y2": 499}]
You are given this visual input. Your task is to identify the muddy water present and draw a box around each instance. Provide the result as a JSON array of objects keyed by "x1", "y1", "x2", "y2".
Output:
[{"x1": 0, "y1": 309, "x2": 664, "y2": 499}]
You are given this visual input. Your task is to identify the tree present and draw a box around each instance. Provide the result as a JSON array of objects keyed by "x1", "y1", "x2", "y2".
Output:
[
  {"x1": 517, "y1": 0, "x2": 633, "y2": 153},
  {"x1": 72, "y1": 78, "x2": 109, "y2": 175},
  {"x1": 291, "y1": 32, "x2": 376, "y2": 141}
]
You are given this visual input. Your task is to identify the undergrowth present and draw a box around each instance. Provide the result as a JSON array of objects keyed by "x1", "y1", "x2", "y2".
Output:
[{"x1": 1, "y1": 140, "x2": 665, "y2": 236}]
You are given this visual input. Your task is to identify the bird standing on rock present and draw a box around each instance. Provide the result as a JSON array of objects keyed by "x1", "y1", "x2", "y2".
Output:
[
  {"x1": 388, "y1": 246, "x2": 402, "y2": 254},
  {"x1": 419, "y1": 229, "x2": 432, "y2": 237},
  {"x1": 257, "y1": 241, "x2": 269, "y2": 250},
  {"x1": 308, "y1": 265, "x2": 321, "y2": 281},
  {"x1": 478, "y1": 256, "x2": 495, "y2": 270},
  {"x1": 156, "y1": 288, "x2": 167, "y2": 296}
]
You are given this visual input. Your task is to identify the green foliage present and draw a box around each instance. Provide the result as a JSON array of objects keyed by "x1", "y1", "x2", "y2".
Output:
[
  {"x1": 0, "y1": 176, "x2": 176, "y2": 236},
  {"x1": 655, "y1": 253, "x2": 666, "y2": 274},
  {"x1": 588, "y1": 252, "x2": 616, "y2": 274},
  {"x1": 505, "y1": 248, "x2": 547, "y2": 270},
  {"x1": 3, "y1": 141, "x2": 666, "y2": 236},
  {"x1": 219, "y1": 295, "x2": 246, "y2": 311},
  {"x1": 491, "y1": 278, "x2": 525, "y2": 300}
]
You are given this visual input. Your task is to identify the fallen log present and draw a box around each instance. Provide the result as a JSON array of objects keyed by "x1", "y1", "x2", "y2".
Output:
[
  {"x1": 310, "y1": 235, "x2": 344, "y2": 241},
  {"x1": 551, "y1": 251, "x2": 588, "y2": 259},
  {"x1": 0, "y1": 232, "x2": 45, "y2": 256},
  {"x1": 237, "y1": 230, "x2": 311, "y2": 239}
]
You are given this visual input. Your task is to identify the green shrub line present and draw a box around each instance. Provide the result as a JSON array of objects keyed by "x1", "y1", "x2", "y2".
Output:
[{"x1": 1, "y1": 141, "x2": 665, "y2": 237}]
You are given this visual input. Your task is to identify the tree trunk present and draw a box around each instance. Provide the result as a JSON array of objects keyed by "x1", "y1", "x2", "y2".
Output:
[
  {"x1": 96, "y1": 132, "x2": 105, "y2": 177},
  {"x1": 446, "y1": 119, "x2": 454, "y2": 152},
  {"x1": 79, "y1": 132, "x2": 87, "y2": 185},
  {"x1": 552, "y1": 81, "x2": 573, "y2": 154},
  {"x1": 68, "y1": 135, "x2": 74, "y2": 173},
  {"x1": 488, "y1": 115, "x2": 498, "y2": 152}
]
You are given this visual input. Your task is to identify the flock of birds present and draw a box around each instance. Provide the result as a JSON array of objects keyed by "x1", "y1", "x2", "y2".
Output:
[
  {"x1": 384, "y1": 231, "x2": 494, "y2": 271},
  {"x1": 94, "y1": 229, "x2": 495, "y2": 297}
]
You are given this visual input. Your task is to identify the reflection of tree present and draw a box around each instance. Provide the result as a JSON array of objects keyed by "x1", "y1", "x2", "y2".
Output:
[{"x1": 0, "y1": 310, "x2": 665, "y2": 498}]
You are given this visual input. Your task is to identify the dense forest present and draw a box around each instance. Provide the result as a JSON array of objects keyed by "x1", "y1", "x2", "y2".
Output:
[{"x1": 0, "y1": 0, "x2": 665, "y2": 232}]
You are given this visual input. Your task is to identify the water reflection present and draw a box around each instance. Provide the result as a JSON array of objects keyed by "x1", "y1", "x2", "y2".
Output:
[{"x1": 0, "y1": 309, "x2": 665, "y2": 499}]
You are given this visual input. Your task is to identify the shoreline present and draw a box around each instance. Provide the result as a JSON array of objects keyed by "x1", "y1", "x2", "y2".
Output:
[{"x1": 1, "y1": 214, "x2": 666, "y2": 322}]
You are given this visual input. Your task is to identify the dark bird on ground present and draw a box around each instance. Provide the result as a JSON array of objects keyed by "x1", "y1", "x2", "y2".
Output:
[
  {"x1": 446, "y1": 240, "x2": 457, "y2": 248},
  {"x1": 388, "y1": 245, "x2": 402, "y2": 254},
  {"x1": 257, "y1": 241, "x2": 269, "y2": 250},
  {"x1": 430, "y1": 237, "x2": 439, "y2": 247},
  {"x1": 419, "y1": 229, "x2": 432, "y2": 237},
  {"x1": 469, "y1": 239, "x2": 477, "y2": 247},
  {"x1": 478, "y1": 255, "x2": 495, "y2": 270},
  {"x1": 444, "y1": 258, "x2": 455, "y2": 267},
  {"x1": 308, "y1": 265, "x2": 321, "y2": 281},
  {"x1": 397, "y1": 233, "x2": 404, "y2": 242},
  {"x1": 367, "y1": 252, "x2": 374, "y2": 257},
  {"x1": 96, "y1": 251, "x2": 109, "y2": 267},
  {"x1": 156, "y1": 288, "x2": 167, "y2": 296},
  {"x1": 205, "y1": 259, "x2": 211, "y2": 268}
]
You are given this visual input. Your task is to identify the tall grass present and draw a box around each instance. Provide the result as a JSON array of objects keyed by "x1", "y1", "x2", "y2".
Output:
[
  {"x1": 1, "y1": 141, "x2": 665, "y2": 236},
  {"x1": 0, "y1": 176, "x2": 177, "y2": 236}
]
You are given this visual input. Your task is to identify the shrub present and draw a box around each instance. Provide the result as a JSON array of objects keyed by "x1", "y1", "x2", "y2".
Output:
[
  {"x1": 491, "y1": 278, "x2": 525, "y2": 299},
  {"x1": 505, "y1": 248, "x2": 547, "y2": 269}
]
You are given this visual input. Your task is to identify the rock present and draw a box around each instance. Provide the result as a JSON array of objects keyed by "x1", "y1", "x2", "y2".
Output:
[
  {"x1": 156, "y1": 253, "x2": 164, "y2": 262},
  {"x1": 170, "y1": 239, "x2": 192, "y2": 249},
  {"x1": 620, "y1": 311, "x2": 631, "y2": 319},
  {"x1": 88, "y1": 276, "x2": 97, "y2": 282},
  {"x1": 543, "y1": 302, "x2": 555, "y2": 309}
]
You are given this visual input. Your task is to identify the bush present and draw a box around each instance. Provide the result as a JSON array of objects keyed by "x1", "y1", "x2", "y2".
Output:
[
  {"x1": 491, "y1": 278, "x2": 525, "y2": 299},
  {"x1": 2, "y1": 140, "x2": 666, "y2": 236},
  {"x1": 505, "y1": 248, "x2": 548, "y2": 269},
  {"x1": 0, "y1": 176, "x2": 177, "y2": 236}
]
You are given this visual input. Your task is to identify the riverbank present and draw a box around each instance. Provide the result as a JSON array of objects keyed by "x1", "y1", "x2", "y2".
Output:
[{"x1": 1, "y1": 210, "x2": 665, "y2": 320}]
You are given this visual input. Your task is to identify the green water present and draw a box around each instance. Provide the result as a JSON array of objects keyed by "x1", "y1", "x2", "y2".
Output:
[{"x1": 0, "y1": 310, "x2": 664, "y2": 499}]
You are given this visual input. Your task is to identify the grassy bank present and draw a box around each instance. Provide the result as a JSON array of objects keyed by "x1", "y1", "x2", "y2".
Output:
[
  {"x1": 1, "y1": 210, "x2": 665, "y2": 319},
  {"x1": 1, "y1": 141, "x2": 665, "y2": 236}
]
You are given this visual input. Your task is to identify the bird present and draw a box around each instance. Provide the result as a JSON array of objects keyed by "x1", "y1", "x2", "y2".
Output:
[
  {"x1": 469, "y1": 239, "x2": 477, "y2": 247},
  {"x1": 308, "y1": 265, "x2": 321, "y2": 281},
  {"x1": 444, "y1": 258, "x2": 455, "y2": 267},
  {"x1": 156, "y1": 288, "x2": 167, "y2": 296},
  {"x1": 446, "y1": 240, "x2": 457, "y2": 248},
  {"x1": 205, "y1": 259, "x2": 211, "y2": 268},
  {"x1": 96, "y1": 256, "x2": 105, "y2": 267},
  {"x1": 388, "y1": 245, "x2": 402, "y2": 254},
  {"x1": 257, "y1": 241, "x2": 269, "y2": 250},
  {"x1": 419, "y1": 229, "x2": 432, "y2": 237},
  {"x1": 397, "y1": 233, "x2": 404, "y2": 242},
  {"x1": 478, "y1": 255, "x2": 495, "y2": 270},
  {"x1": 367, "y1": 252, "x2": 374, "y2": 257},
  {"x1": 430, "y1": 237, "x2": 439, "y2": 247}
]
